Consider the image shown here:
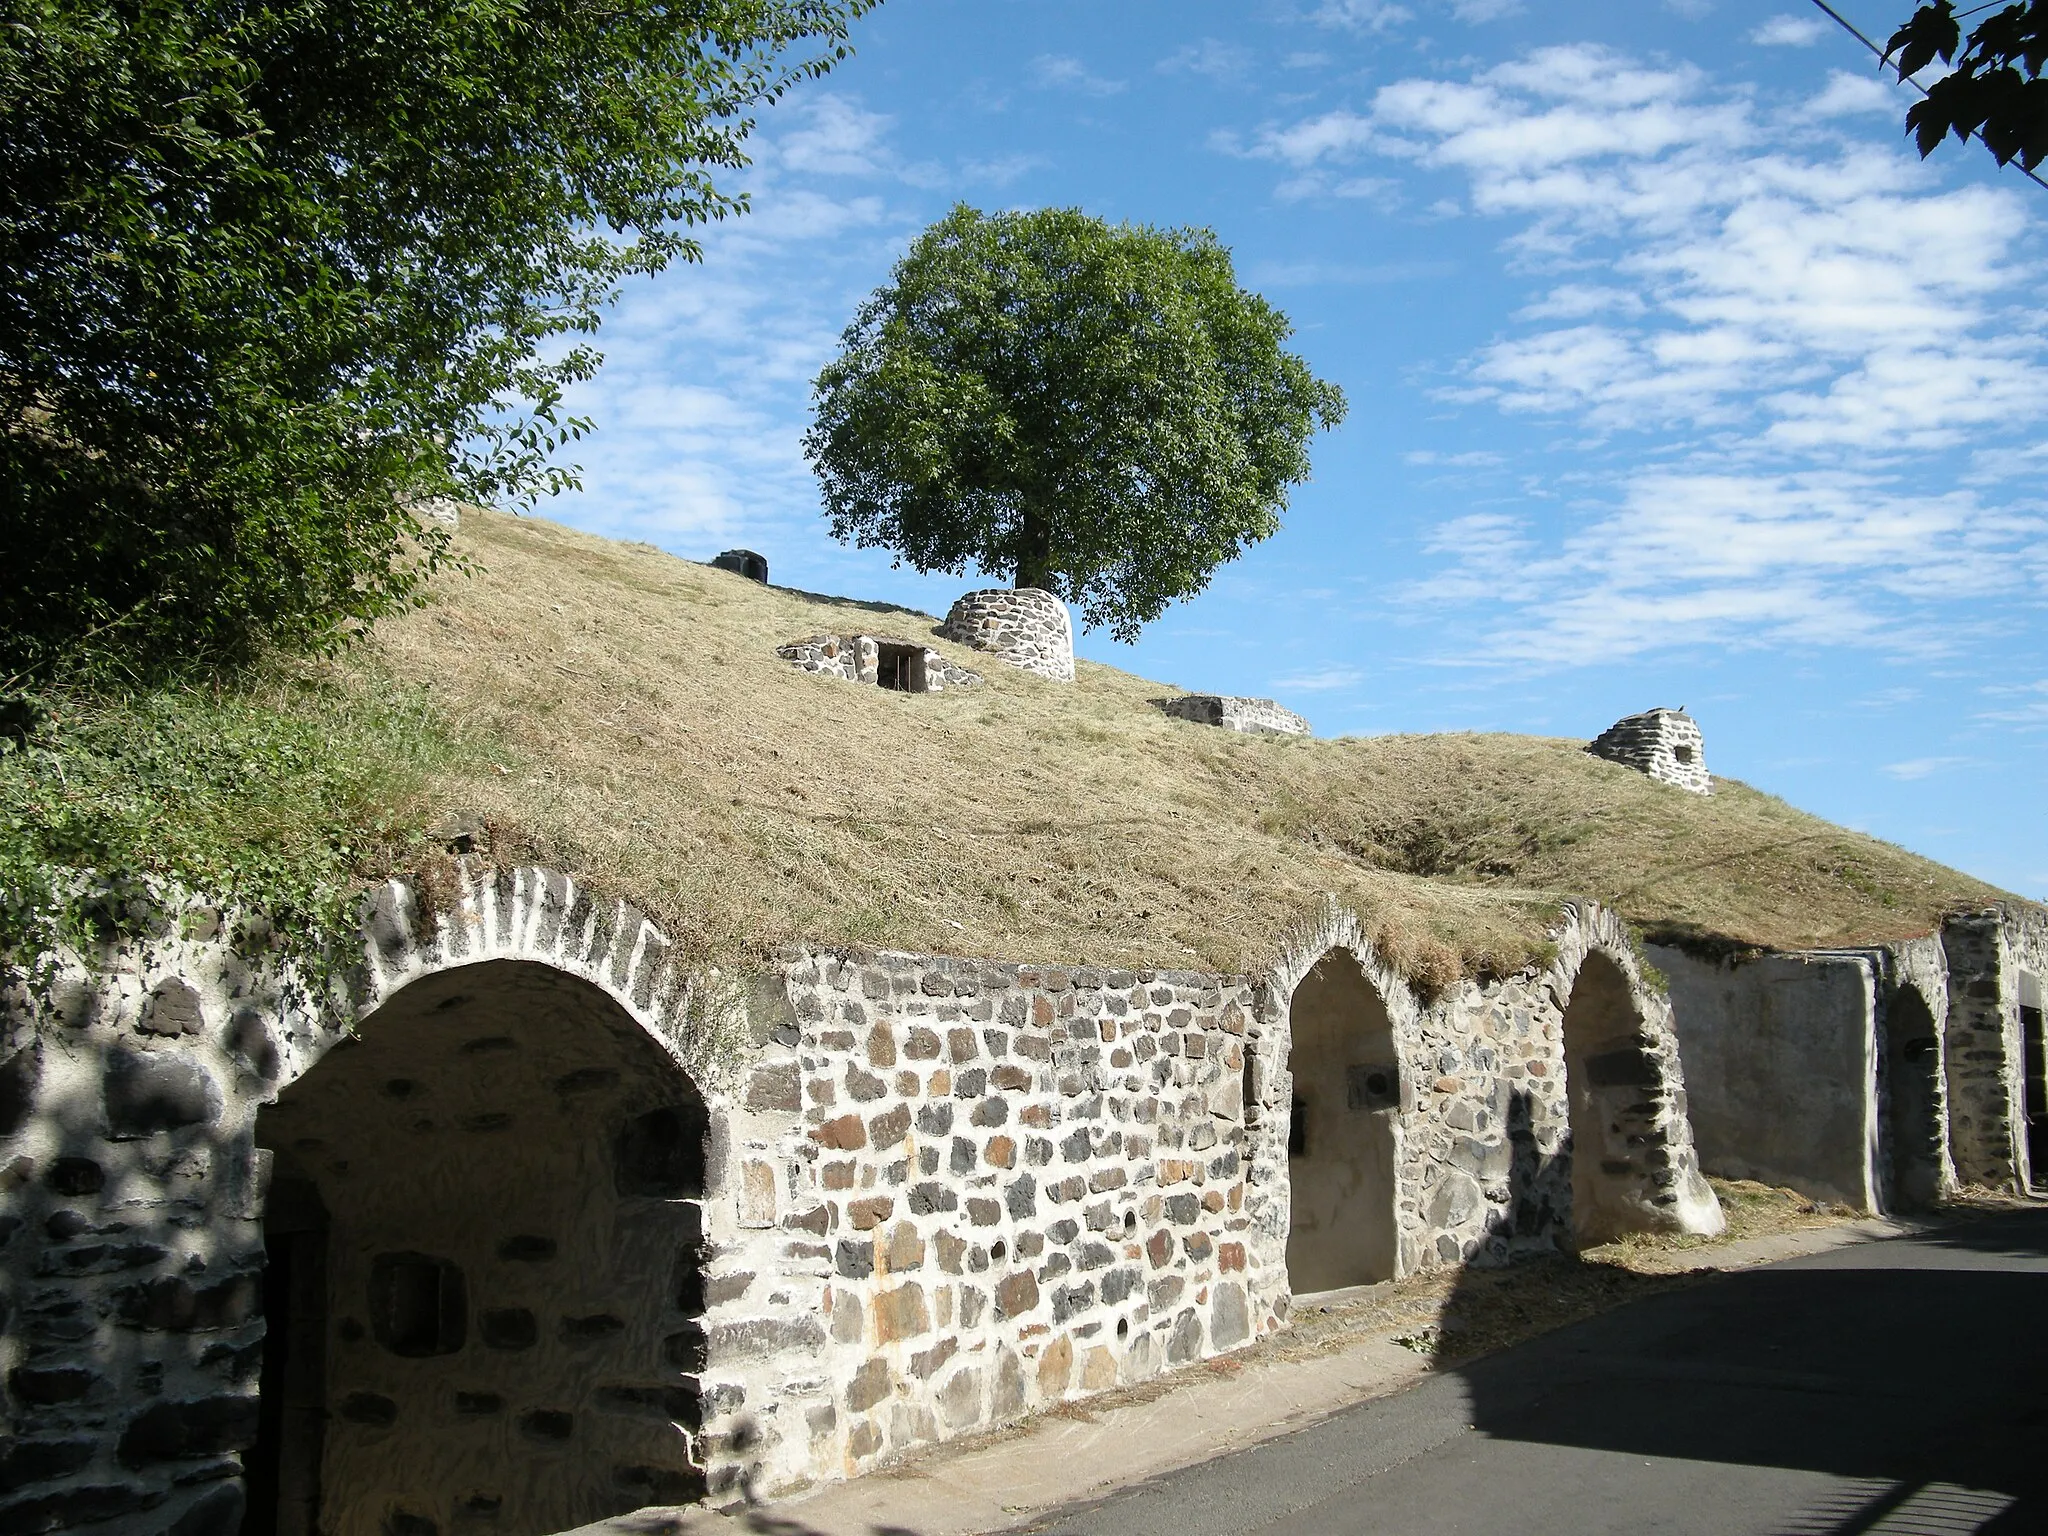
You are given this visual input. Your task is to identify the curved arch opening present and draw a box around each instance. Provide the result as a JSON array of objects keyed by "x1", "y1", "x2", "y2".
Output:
[
  {"x1": 247, "y1": 960, "x2": 711, "y2": 1536},
  {"x1": 1885, "y1": 985, "x2": 1943, "y2": 1211},
  {"x1": 1560, "y1": 952, "x2": 1658, "y2": 1248},
  {"x1": 1284, "y1": 949, "x2": 1400, "y2": 1293}
]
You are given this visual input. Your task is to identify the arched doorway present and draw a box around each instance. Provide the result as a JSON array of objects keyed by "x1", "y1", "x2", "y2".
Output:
[
  {"x1": 1285, "y1": 949, "x2": 1401, "y2": 1293},
  {"x1": 1885, "y1": 986, "x2": 1944, "y2": 1211},
  {"x1": 247, "y1": 960, "x2": 711, "y2": 1536},
  {"x1": 1560, "y1": 952, "x2": 1662, "y2": 1248},
  {"x1": 2021, "y1": 972, "x2": 2046, "y2": 1190}
]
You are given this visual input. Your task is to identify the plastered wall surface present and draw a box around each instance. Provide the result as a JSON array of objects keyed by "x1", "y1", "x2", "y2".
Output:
[{"x1": 1652, "y1": 946, "x2": 1880, "y2": 1211}]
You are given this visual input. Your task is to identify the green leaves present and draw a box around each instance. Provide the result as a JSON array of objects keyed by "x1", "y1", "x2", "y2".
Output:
[
  {"x1": 1, "y1": 0, "x2": 872, "y2": 682},
  {"x1": 1887, "y1": 1, "x2": 2048, "y2": 170},
  {"x1": 804, "y1": 204, "x2": 1346, "y2": 643}
]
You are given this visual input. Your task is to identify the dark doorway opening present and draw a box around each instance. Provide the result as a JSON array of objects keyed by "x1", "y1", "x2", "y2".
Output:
[
  {"x1": 246, "y1": 1165, "x2": 329, "y2": 1536},
  {"x1": 2022, "y1": 995, "x2": 2046, "y2": 1189},
  {"x1": 1886, "y1": 988, "x2": 1943, "y2": 1211},
  {"x1": 875, "y1": 643, "x2": 926, "y2": 693}
]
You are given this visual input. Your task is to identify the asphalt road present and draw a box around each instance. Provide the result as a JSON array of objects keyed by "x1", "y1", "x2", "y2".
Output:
[{"x1": 1023, "y1": 1210, "x2": 2048, "y2": 1536}]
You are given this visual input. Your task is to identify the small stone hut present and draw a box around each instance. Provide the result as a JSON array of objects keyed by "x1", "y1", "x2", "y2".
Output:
[
  {"x1": 776, "y1": 634, "x2": 981, "y2": 694},
  {"x1": 1587, "y1": 709, "x2": 1710, "y2": 794},
  {"x1": 936, "y1": 590, "x2": 1074, "y2": 683},
  {"x1": 1159, "y1": 696, "x2": 1309, "y2": 737}
]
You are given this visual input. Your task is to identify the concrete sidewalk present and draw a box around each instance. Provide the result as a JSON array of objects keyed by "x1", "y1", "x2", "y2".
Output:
[{"x1": 570, "y1": 1217, "x2": 1913, "y2": 1536}]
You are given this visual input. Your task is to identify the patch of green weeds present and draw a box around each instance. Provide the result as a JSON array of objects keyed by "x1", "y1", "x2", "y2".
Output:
[{"x1": 0, "y1": 666, "x2": 465, "y2": 1001}]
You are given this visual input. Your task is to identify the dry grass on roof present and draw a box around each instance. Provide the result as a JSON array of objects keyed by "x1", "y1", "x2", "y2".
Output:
[{"x1": 353, "y1": 509, "x2": 2016, "y2": 983}]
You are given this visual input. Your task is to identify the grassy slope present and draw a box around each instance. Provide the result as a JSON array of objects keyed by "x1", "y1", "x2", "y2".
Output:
[{"x1": 346, "y1": 510, "x2": 2012, "y2": 982}]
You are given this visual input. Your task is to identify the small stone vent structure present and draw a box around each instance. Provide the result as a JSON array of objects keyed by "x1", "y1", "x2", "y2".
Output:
[
  {"x1": 1587, "y1": 708, "x2": 1710, "y2": 794},
  {"x1": 778, "y1": 634, "x2": 982, "y2": 694},
  {"x1": 1159, "y1": 696, "x2": 1309, "y2": 737},
  {"x1": 937, "y1": 589, "x2": 1074, "y2": 683},
  {"x1": 712, "y1": 549, "x2": 769, "y2": 583}
]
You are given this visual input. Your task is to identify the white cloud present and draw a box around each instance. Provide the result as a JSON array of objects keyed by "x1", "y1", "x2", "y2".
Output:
[
  {"x1": 1405, "y1": 450, "x2": 1503, "y2": 467},
  {"x1": 1802, "y1": 70, "x2": 1897, "y2": 118},
  {"x1": 1883, "y1": 756, "x2": 1974, "y2": 780},
  {"x1": 1273, "y1": 666, "x2": 1365, "y2": 691},
  {"x1": 1032, "y1": 54, "x2": 1126, "y2": 97},
  {"x1": 1159, "y1": 38, "x2": 1251, "y2": 80},
  {"x1": 1752, "y1": 14, "x2": 1829, "y2": 46},
  {"x1": 774, "y1": 95, "x2": 894, "y2": 177},
  {"x1": 1312, "y1": 1, "x2": 1412, "y2": 32}
]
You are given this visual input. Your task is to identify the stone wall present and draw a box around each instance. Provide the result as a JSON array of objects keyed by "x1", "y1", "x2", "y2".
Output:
[
  {"x1": 775, "y1": 634, "x2": 982, "y2": 694},
  {"x1": 936, "y1": 590, "x2": 1074, "y2": 684},
  {"x1": 2, "y1": 872, "x2": 1723, "y2": 1536},
  {"x1": 1586, "y1": 709, "x2": 1710, "y2": 794},
  {"x1": 0, "y1": 871, "x2": 754, "y2": 1536},
  {"x1": 1943, "y1": 905, "x2": 2048, "y2": 1190},
  {"x1": 1654, "y1": 935, "x2": 1962, "y2": 1215},
  {"x1": 1158, "y1": 697, "x2": 1310, "y2": 737},
  {"x1": 1263, "y1": 903, "x2": 1721, "y2": 1285},
  {"x1": 748, "y1": 951, "x2": 1266, "y2": 1488}
]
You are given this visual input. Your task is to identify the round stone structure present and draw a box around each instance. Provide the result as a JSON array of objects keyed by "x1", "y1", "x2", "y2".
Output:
[{"x1": 936, "y1": 588, "x2": 1075, "y2": 683}]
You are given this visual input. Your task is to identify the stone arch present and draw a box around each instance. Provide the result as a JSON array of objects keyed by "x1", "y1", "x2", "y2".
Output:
[
  {"x1": 1282, "y1": 947, "x2": 1405, "y2": 1293},
  {"x1": 1251, "y1": 904, "x2": 1424, "y2": 1299},
  {"x1": 246, "y1": 956, "x2": 715, "y2": 1536},
  {"x1": 1550, "y1": 908, "x2": 1722, "y2": 1246}
]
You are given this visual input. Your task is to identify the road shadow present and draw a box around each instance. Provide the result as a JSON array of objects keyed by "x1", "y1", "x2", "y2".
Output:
[{"x1": 1440, "y1": 1206, "x2": 2048, "y2": 1533}]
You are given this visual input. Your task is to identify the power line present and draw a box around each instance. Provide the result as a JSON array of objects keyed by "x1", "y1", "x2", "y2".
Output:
[{"x1": 1806, "y1": 0, "x2": 2048, "y2": 190}]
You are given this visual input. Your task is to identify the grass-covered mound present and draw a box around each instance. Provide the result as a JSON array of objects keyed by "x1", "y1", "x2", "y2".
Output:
[{"x1": 2, "y1": 509, "x2": 2017, "y2": 988}]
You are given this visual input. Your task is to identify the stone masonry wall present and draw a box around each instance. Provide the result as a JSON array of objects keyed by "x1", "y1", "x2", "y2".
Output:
[
  {"x1": 749, "y1": 950, "x2": 1266, "y2": 1487},
  {"x1": 1943, "y1": 905, "x2": 2048, "y2": 1190},
  {"x1": 1261, "y1": 903, "x2": 1721, "y2": 1284},
  {"x1": 0, "y1": 870, "x2": 769, "y2": 1536},
  {"x1": 775, "y1": 634, "x2": 982, "y2": 693},
  {"x1": 1586, "y1": 709, "x2": 1710, "y2": 795},
  {"x1": 2, "y1": 873, "x2": 1723, "y2": 1536},
  {"x1": 936, "y1": 590, "x2": 1074, "y2": 684},
  {"x1": 1159, "y1": 697, "x2": 1310, "y2": 737}
]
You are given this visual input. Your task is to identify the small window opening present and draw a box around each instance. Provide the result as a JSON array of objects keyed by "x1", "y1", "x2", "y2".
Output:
[
  {"x1": 1122, "y1": 1210, "x2": 1137, "y2": 1237},
  {"x1": 1673, "y1": 743, "x2": 1696, "y2": 764},
  {"x1": 369, "y1": 1253, "x2": 465, "y2": 1357},
  {"x1": 1345, "y1": 1063, "x2": 1399, "y2": 1112},
  {"x1": 1289, "y1": 1096, "x2": 1308, "y2": 1156},
  {"x1": 1116, "y1": 1318, "x2": 1130, "y2": 1340},
  {"x1": 876, "y1": 644, "x2": 925, "y2": 694}
]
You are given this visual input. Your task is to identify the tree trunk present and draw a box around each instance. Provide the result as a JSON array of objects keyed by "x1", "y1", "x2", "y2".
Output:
[{"x1": 1015, "y1": 504, "x2": 1053, "y2": 591}]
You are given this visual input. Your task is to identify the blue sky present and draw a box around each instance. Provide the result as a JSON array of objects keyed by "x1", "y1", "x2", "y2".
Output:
[{"x1": 546, "y1": 0, "x2": 2048, "y2": 901}]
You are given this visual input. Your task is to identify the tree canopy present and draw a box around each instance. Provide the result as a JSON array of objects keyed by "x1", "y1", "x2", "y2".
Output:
[
  {"x1": 803, "y1": 204, "x2": 1347, "y2": 643},
  {"x1": 1888, "y1": 1, "x2": 2048, "y2": 171},
  {"x1": 0, "y1": 0, "x2": 870, "y2": 681}
]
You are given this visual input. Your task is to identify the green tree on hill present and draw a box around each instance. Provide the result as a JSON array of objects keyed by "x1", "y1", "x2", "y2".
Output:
[
  {"x1": 0, "y1": 0, "x2": 872, "y2": 682},
  {"x1": 803, "y1": 204, "x2": 1347, "y2": 642}
]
